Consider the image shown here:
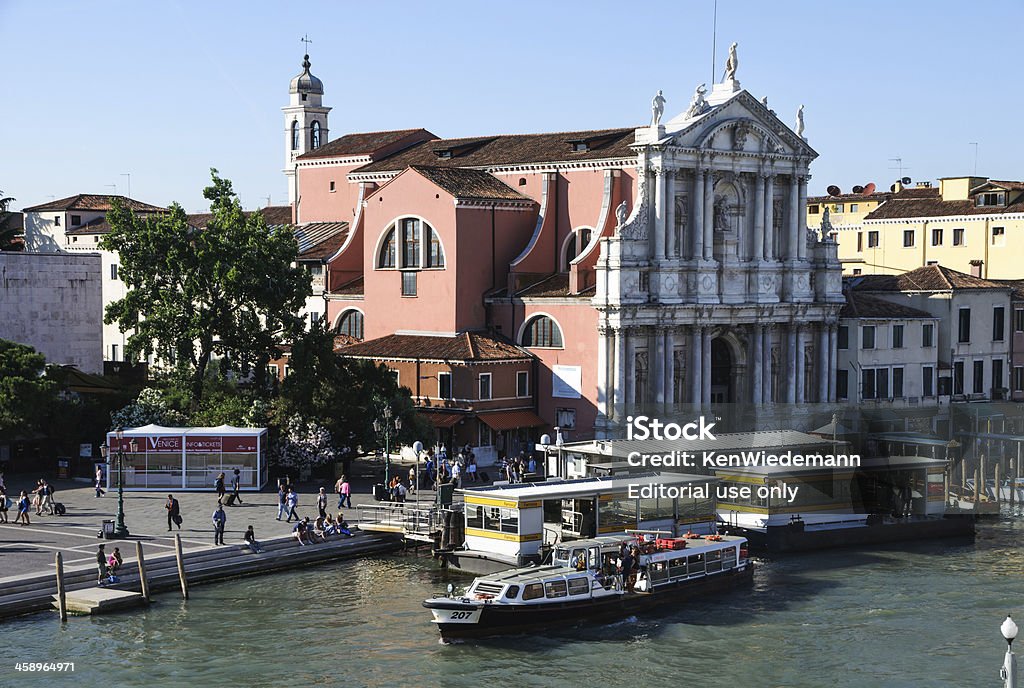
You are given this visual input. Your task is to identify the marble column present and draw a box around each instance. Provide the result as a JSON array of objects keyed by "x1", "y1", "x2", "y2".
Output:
[
  {"x1": 817, "y1": 325, "x2": 829, "y2": 403},
  {"x1": 666, "y1": 174, "x2": 676, "y2": 258},
  {"x1": 702, "y1": 327, "x2": 712, "y2": 403},
  {"x1": 664, "y1": 330, "x2": 675, "y2": 409},
  {"x1": 613, "y1": 328, "x2": 626, "y2": 418},
  {"x1": 764, "y1": 174, "x2": 775, "y2": 260},
  {"x1": 786, "y1": 325, "x2": 797, "y2": 404},
  {"x1": 625, "y1": 332, "x2": 636, "y2": 407},
  {"x1": 703, "y1": 171, "x2": 714, "y2": 260},
  {"x1": 654, "y1": 328, "x2": 666, "y2": 406},
  {"x1": 828, "y1": 324, "x2": 839, "y2": 402},
  {"x1": 762, "y1": 325, "x2": 773, "y2": 404},
  {"x1": 690, "y1": 326, "x2": 703, "y2": 403},
  {"x1": 788, "y1": 174, "x2": 800, "y2": 261},
  {"x1": 752, "y1": 324, "x2": 763, "y2": 404},
  {"x1": 753, "y1": 174, "x2": 765, "y2": 262},
  {"x1": 797, "y1": 175, "x2": 809, "y2": 261},
  {"x1": 654, "y1": 169, "x2": 666, "y2": 260},
  {"x1": 693, "y1": 171, "x2": 704, "y2": 259},
  {"x1": 597, "y1": 326, "x2": 609, "y2": 419},
  {"x1": 795, "y1": 325, "x2": 806, "y2": 404}
]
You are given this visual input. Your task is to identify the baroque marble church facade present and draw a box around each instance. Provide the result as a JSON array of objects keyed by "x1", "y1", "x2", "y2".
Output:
[{"x1": 593, "y1": 78, "x2": 845, "y2": 431}]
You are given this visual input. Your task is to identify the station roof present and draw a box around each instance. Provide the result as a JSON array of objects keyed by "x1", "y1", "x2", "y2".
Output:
[
  {"x1": 460, "y1": 471, "x2": 714, "y2": 501},
  {"x1": 112, "y1": 424, "x2": 267, "y2": 436}
]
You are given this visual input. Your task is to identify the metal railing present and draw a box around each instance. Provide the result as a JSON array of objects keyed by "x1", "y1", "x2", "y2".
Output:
[{"x1": 357, "y1": 503, "x2": 459, "y2": 536}]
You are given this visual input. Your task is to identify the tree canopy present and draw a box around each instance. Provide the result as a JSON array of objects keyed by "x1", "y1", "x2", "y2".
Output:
[
  {"x1": 0, "y1": 339, "x2": 58, "y2": 440},
  {"x1": 101, "y1": 170, "x2": 311, "y2": 407},
  {"x1": 0, "y1": 190, "x2": 22, "y2": 251}
]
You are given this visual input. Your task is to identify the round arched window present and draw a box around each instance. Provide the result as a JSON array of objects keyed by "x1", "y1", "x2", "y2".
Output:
[
  {"x1": 521, "y1": 315, "x2": 563, "y2": 348},
  {"x1": 376, "y1": 219, "x2": 445, "y2": 269},
  {"x1": 335, "y1": 309, "x2": 364, "y2": 340}
]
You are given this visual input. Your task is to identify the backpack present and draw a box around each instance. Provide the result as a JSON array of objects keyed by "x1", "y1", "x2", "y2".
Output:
[{"x1": 54, "y1": 502, "x2": 66, "y2": 516}]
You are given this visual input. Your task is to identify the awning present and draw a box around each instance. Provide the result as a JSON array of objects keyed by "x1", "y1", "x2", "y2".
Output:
[
  {"x1": 419, "y1": 412, "x2": 465, "y2": 429},
  {"x1": 478, "y1": 409, "x2": 546, "y2": 431}
]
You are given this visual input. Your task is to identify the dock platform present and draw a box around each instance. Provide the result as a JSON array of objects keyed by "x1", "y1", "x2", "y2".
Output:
[{"x1": 57, "y1": 588, "x2": 147, "y2": 615}]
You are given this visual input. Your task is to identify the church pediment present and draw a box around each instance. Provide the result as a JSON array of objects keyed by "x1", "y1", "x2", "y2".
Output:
[{"x1": 664, "y1": 91, "x2": 816, "y2": 160}]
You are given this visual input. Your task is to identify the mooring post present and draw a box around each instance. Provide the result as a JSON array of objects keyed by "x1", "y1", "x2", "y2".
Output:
[
  {"x1": 136, "y1": 540, "x2": 150, "y2": 602},
  {"x1": 975, "y1": 468, "x2": 981, "y2": 505},
  {"x1": 174, "y1": 534, "x2": 189, "y2": 600},
  {"x1": 55, "y1": 552, "x2": 67, "y2": 623},
  {"x1": 996, "y1": 463, "x2": 1002, "y2": 506}
]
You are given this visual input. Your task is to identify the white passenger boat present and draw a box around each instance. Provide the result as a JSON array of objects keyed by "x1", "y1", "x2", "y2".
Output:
[{"x1": 424, "y1": 533, "x2": 752, "y2": 639}]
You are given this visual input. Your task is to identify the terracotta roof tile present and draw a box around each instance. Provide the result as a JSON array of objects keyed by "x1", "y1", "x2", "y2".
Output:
[
  {"x1": 992, "y1": 279, "x2": 1024, "y2": 301},
  {"x1": 513, "y1": 272, "x2": 594, "y2": 298},
  {"x1": 807, "y1": 191, "x2": 891, "y2": 203},
  {"x1": 337, "y1": 331, "x2": 532, "y2": 362},
  {"x1": 864, "y1": 185, "x2": 1024, "y2": 220},
  {"x1": 354, "y1": 127, "x2": 637, "y2": 174},
  {"x1": 330, "y1": 276, "x2": 363, "y2": 295},
  {"x1": 852, "y1": 264, "x2": 1009, "y2": 292},
  {"x1": 296, "y1": 221, "x2": 349, "y2": 260},
  {"x1": 297, "y1": 129, "x2": 435, "y2": 160},
  {"x1": 23, "y1": 194, "x2": 166, "y2": 213},
  {"x1": 410, "y1": 166, "x2": 531, "y2": 202},
  {"x1": 840, "y1": 291, "x2": 935, "y2": 319}
]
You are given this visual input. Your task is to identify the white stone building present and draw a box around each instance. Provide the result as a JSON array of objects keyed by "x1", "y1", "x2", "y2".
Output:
[
  {"x1": 836, "y1": 290, "x2": 941, "y2": 406},
  {"x1": 851, "y1": 265, "x2": 1014, "y2": 402},
  {"x1": 22, "y1": 194, "x2": 166, "y2": 362},
  {"x1": 0, "y1": 251, "x2": 103, "y2": 372},
  {"x1": 594, "y1": 73, "x2": 845, "y2": 432}
]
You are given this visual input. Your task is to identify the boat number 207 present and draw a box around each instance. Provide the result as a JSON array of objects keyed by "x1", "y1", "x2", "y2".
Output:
[{"x1": 450, "y1": 611, "x2": 474, "y2": 620}]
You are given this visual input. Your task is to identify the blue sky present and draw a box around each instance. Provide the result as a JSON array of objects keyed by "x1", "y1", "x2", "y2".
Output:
[{"x1": 2, "y1": 0, "x2": 1021, "y2": 213}]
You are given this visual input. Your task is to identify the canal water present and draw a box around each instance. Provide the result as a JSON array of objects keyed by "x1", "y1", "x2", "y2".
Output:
[{"x1": 7, "y1": 519, "x2": 1024, "y2": 687}]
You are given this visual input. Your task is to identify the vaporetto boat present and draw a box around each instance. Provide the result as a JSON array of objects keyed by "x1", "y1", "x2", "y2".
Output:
[{"x1": 423, "y1": 532, "x2": 752, "y2": 639}]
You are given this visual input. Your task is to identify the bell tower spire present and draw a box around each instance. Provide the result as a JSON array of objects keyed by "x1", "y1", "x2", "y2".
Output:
[{"x1": 283, "y1": 38, "x2": 331, "y2": 206}]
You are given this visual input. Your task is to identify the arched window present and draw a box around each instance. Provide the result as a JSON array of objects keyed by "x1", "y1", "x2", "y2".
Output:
[
  {"x1": 310, "y1": 121, "x2": 321, "y2": 150},
  {"x1": 377, "y1": 218, "x2": 445, "y2": 270},
  {"x1": 563, "y1": 227, "x2": 593, "y2": 271},
  {"x1": 378, "y1": 228, "x2": 396, "y2": 268},
  {"x1": 336, "y1": 309, "x2": 364, "y2": 340},
  {"x1": 521, "y1": 315, "x2": 564, "y2": 348},
  {"x1": 291, "y1": 121, "x2": 299, "y2": 151}
]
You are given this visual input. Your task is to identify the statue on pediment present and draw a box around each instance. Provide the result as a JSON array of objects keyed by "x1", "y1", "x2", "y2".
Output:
[
  {"x1": 722, "y1": 42, "x2": 738, "y2": 81},
  {"x1": 615, "y1": 200, "x2": 629, "y2": 228},
  {"x1": 795, "y1": 104, "x2": 805, "y2": 138},
  {"x1": 684, "y1": 83, "x2": 709, "y2": 119},
  {"x1": 651, "y1": 90, "x2": 666, "y2": 127}
]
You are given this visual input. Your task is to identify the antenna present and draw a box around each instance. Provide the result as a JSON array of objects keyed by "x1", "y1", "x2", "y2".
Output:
[
  {"x1": 120, "y1": 173, "x2": 131, "y2": 199},
  {"x1": 104, "y1": 184, "x2": 117, "y2": 196},
  {"x1": 888, "y1": 157, "x2": 910, "y2": 179},
  {"x1": 710, "y1": 0, "x2": 718, "y2": 85},
  {"x1": 969, "y1": 142, "x2": 979, "y2": 176}
]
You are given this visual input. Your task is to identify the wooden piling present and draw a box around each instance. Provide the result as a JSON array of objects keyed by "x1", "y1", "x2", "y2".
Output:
[
  {"x1": 981, "y1": 454, "x2": 986, "y2": 500},
  {"x1": 55, "y1": 552, "x2": 67, "y2": 623},
  {"x1": 135, "y1": 541, "x2": 150, "y2": 603},
  {"x1": 974, "y1": 468, "x2": 980, "y2": 505},
  {"x1": 174, "y1": 534, "x2": 189, "y2": 600},
  {"x1": 995, "y1": 463, "x2": 1002, "y2": 506}
]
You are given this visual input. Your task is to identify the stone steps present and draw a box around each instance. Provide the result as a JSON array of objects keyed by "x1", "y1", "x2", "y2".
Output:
[{"x1": 0, "y1": 530, "x2": 402, "y2": 621}]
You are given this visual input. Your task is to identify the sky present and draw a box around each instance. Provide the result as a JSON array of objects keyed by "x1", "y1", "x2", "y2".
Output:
[{"x1": 2, "y1": 0, "x2": 1022, "y2": 213}]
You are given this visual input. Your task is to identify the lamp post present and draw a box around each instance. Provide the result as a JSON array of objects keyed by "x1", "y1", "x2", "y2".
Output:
[
  {"x1": 100, "y1": 427, "x2": 132, "y2": 538},
  {"x1": 1002, "y1": 615, "x2": 1019, "y2": 688},
  {"x1": 373, "y1": 405, "x2": 402, "y2": 487}
]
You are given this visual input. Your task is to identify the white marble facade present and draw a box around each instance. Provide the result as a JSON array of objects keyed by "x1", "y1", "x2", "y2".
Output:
[{"x1": 594, "y1": 77, "x2": 844, "y2": 427}]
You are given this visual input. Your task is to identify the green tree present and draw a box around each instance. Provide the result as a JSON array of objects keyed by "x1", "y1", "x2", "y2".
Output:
[
  {"x1": 277, "y1": 323, "x2": 428, "y2": 458},
  {"x1": 101, "y1": 170, "x2": 311, "y2": 407},
  {"x1": 0, "y1": 190, "x2": 22, "y2": 251},
  {"x1": 0, "y1": 339, "x2": 58, "y2": 440}
]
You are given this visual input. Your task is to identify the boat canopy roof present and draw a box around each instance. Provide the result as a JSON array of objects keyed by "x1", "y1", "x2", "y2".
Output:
[{"x1": 460, "y1": 471, "x2": 714, "y2": 503}]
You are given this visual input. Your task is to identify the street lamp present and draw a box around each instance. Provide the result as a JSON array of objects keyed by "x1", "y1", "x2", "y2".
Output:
[
  {"x1": 373, "y1": 405, "x2": 402, "y2": 487},
  {"x1": 1001, "y1": 614, "x2": 1018, "y2": 688},
  {"x1": 99, "y1": 427, "x2": 132, "y2": 538}
]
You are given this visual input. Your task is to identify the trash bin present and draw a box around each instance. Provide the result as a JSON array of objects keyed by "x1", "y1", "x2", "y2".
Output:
[
  {"x1": 438, "y1": 483, "x2": 455, "y2": 508},
  {"x1": 100, "y1": 519, "x2": 115, "y2": 539},
  {"x1": 372, "y1": 483, "x2": 387, "y2": 502}
]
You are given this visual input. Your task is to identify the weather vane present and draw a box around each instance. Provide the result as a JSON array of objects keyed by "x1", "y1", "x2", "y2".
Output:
[{"x1": 301, "y1": 34, "x2": 313, "y2": 53}]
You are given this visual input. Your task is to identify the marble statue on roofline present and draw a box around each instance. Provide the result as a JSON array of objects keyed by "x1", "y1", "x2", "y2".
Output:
[
  {"x1": 795, "y1": 104, "x2": 805, "y2": 138},
  {"x1": 722, "y1": 42, "x2": 738, "y2": 81},
  {"x1": 684, "y1": 83, "x2": 709, "y2": 119},
  {"x1": 651, "y1": 90, "x2": 666, "y2": 127},
  {"x1": 615, "y1": 201, "x2": 629, "y2": 228}
]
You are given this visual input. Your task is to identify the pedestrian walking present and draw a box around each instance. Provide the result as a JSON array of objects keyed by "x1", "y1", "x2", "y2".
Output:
[
  {"x1": 339, "y1": 476, "x2": 351, "y2": 509},
  {"x1": 317, "y1": 487, "x2": 328, "y2": 519},
  {"x1": 214, "y1": 472, "x2": 226, "y2": 500},
  {"x1": 231, "y1": 468, "x2": 244, "y2": 504},
  {"x1": 96, "y1": 544, "x2": 107, "y2": 585},
  {"x1": 165, "y1": 494, "x2": 181, "y2": 531},
  {"x1": 95, "y1": 465, "x2": 106, "y2": 497},
  {"x1": 15, "y1": 490, "x2": 30, "y2": 525},
  {"x1": 0, "y1": 485, "x2": 8, "y2": 523},
  {"x1": 276, "y1": 483, "x2": 288, "y2": 520},
  {"x1": 40, "y1": 481, "x2": 54, "y2": 515},
  {"x1": 285, "y1": 487, "x2": 299, "y2": 522},
  {"x1": 212, "y1": 503, "x2": 227, "y2": 545},
  {"x1": 467, "y1": 454, "x2": 477, "y2": 483},
  {"x1": 244, "y1": 525, "x2": 263, "y2": 553}
]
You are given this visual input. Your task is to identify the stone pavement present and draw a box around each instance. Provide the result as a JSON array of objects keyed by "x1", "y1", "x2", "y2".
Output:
[{"x1": 0, "y1": 462, "x2": 470, "y2": 580}]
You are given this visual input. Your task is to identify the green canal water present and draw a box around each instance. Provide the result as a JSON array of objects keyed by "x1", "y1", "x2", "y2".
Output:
[{"x1": 6, "y1": 520, "x2": 1024, "y2": 688}]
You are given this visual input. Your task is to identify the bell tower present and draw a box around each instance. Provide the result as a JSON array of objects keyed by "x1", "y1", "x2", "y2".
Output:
[{"x1": 283, "y1": 49, "x2": 330, "y2": 205}]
